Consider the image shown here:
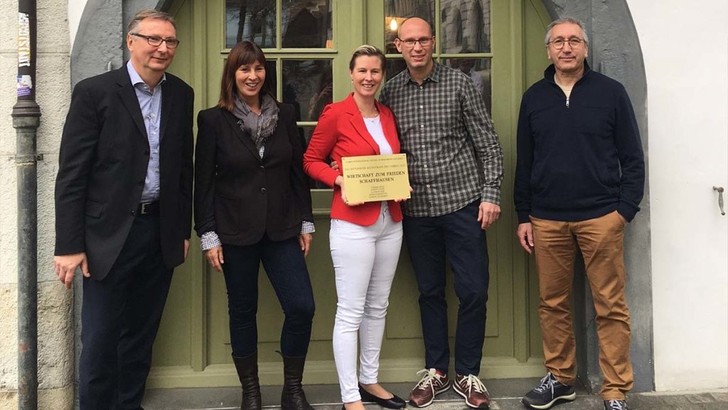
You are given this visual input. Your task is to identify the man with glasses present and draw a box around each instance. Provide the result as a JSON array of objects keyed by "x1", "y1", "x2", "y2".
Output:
[
  {"x1": 54, "y1": 9, "x2": 193, "y2": 409},
  {"x1": 514, "y1": 17, "x2": 644, "y2": 410},
  {"x1": 379, "y1": 17, "x2": 503, "y2": 409}
]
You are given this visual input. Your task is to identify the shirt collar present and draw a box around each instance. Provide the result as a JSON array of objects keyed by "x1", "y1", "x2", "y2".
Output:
[
  {"x1": 544, "y1": 60, "x2": 592, "y2": 84},
  {"x1": 403, "y1": 61, "x2": 442, "y2": 85},
  {"x1": 126, "y1": 60, "x2": 166, "y2": 89}
]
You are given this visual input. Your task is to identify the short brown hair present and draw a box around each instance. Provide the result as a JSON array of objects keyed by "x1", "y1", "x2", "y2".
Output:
[
  {"x1": 218, "y1": 41, "x2": 273, "y2": 111},
  {"x1": 127, "y1": 9, "x2": 176, "y2": 33},
  {"x1": 349, "y1": 45, "x2": 386, "y2": 71}
]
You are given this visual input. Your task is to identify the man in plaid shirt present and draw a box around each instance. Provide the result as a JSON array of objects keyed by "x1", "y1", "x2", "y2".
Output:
[{"x1": 379, "y1": 17, "x2": 503, "y2": 410}]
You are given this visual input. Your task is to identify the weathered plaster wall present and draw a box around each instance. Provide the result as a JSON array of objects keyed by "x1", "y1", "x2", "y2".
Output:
[
  {"x1": 0, "y1": 0, "x2": 74, "y2": 408},
  {"x1": 0, "y1": 0, "x2": 18, "y2": 401},
  {"x1": 71, "y1": 0, "x2": 123, "y2": 86}
]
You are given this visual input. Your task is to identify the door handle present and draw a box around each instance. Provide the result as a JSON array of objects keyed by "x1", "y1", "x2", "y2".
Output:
[{"x1": 714, "y1": 186, "x2": 726, "y2": 216}]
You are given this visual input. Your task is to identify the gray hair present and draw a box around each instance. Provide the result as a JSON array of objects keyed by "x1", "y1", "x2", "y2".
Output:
[
  {"x1": 127, "y1": 9, "x2": 176, "y2": 33},
  {"x1": 544, "y1": 17, "x2": 589, "y2": 45},
  {"x1": 349, "y1": 45, "x2": 386, "y2": 71}
]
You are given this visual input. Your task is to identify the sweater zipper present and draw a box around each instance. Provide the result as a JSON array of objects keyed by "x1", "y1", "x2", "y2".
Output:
[{"x1": 565, "y1": 96, "x2": 570, "y2": 108}]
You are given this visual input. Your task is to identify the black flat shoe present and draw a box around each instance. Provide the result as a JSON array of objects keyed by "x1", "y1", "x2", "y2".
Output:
[{"x1": 359, "y1": 384, "x2": 407, "y2": 409}]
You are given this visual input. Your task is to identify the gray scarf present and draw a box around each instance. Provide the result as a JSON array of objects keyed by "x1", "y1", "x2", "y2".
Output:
[{"x1": 232, "y1": 93, "x2": 279, "y2": 151}]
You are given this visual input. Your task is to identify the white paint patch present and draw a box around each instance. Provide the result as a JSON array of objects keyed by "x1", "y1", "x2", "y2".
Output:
[
  {"x1": 68, "y1": 0, "x2": 89, "y2": 48},
  {"x1": 627, "y1": 0, "x2": 728, "y2": 392}
]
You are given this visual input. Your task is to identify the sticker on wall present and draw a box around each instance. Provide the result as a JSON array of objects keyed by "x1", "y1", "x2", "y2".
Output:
[
  {"x1": 18, "y1": 12, "x2": 31, "y2": 68},
  {"x1": 17, "y1": 75, "x2": 32, "y2": 97}
]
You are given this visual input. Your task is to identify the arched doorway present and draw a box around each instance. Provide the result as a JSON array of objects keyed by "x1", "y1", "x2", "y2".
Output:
[
  {"x1": 70, "y1": 0, "x2": 652, "y2": 393},
  {"x1": 144, "y1": 0, "x2": 550, "y2": 388}
]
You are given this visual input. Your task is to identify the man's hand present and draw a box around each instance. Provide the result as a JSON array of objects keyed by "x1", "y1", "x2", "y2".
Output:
[
  {"x1": 204, "y1": 246, "x2": 224, "y2": 272},
  {"x1": 54, "y1": 252, "x2": 89, "y2": 289},
  {"x1": 477, "y1": 201, "x2": 501, "y2": 230},
  {"x1": 184, "y1": 239, "x2": 190, "y2": 260},
  {"x1": 517, "y1": 222, "x2": 535, "y2": 254},
  {"x1": 298, "y1": 233, "x2": 313, "y2": 257},
  {"x1": 394, "y1": 185, "x2": 414, "y2": 203}
]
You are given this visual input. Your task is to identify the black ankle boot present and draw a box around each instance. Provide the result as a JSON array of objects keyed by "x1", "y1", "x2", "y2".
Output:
[
  {"x1": 281, "y1": 355, "x2": 314, "y2": 410},
  {"x1": 233, "y1": 353, "x2": 262, "y2": 410}
]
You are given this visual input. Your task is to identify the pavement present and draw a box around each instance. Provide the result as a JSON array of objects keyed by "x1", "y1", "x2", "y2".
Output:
[{"x1": 142, "y1": 378, "x2": 728, "y2": 410}]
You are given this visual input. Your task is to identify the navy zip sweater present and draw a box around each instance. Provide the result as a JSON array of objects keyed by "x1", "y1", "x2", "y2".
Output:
[{"x1": 514, "y1": 62, "x2": 645, "y2": 223}]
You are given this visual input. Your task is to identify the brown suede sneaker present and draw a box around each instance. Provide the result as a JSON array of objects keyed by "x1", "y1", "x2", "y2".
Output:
[
  {"x1": 408, "y1": 368, "x2": 451, "y2": 407},
  {"x1": 453, "y1": 374, "x2": 490, "y2": 409}
]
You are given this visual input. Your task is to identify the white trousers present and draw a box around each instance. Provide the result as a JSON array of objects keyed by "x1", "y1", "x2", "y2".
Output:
[{"x1": 330, "y1": 203, "x2": 403, "y2": 403}]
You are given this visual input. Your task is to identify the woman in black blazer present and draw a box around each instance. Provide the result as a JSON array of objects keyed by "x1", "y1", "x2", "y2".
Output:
[{"x1": 194, "y1": 41, "x2": 315, "y2": 410}]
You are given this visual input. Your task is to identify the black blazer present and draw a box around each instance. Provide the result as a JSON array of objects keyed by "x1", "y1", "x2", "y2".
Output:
[
  {"x1": 54, "y1": 66, "x2": 194, "y2": 280},
  {"x1": 194, "y1": 104, "x2": 313, "y2": 245}
]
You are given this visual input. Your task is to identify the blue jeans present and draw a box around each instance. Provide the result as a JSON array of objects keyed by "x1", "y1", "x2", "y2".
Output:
[
  {"x1": 222, "y1": 235, "x2": 315, "y2": 358},
  {"x1": 402, "y1": 201, "x2": 490, "y2": 375}
]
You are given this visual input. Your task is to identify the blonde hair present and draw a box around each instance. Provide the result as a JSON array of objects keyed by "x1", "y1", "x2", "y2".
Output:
[{"x1": 349, "y1": 45, "x2": 386, "y2": 71}]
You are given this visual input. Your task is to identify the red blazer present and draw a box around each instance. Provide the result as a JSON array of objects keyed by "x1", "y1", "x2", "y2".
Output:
[{"x1": 304, "y1": 94, "x2": 403, "y2": 226}]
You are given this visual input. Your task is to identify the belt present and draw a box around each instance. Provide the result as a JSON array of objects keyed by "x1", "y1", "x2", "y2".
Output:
[{"x1": 136, "y1": 201, "x2": 160, "y2": 215}]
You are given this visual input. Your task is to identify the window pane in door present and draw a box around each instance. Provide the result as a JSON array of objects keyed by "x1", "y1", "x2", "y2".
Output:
[
  {"x1": 440, "y1": 0, "x2": 491, "y2": 53},
  {"x1": 385, "y1": 58, "x2": 408, "y2": 81},
  {"x1": 300, "y1": 127, "x2": 330, "y2": 189},
  {"x1": 446, "y1": 57, "x2": 492, "y2": 113},
  {"x1": 282, "y1": 60, "x2": 333, "y2": 122},
  {"x1": 226, "y1": 0, "x2": 277, "y2": 48},
  {"x1": 384, "y1": 0, "x2": 435, "y2": 55},
  {"x1": 282, "y1": 0, "x2": 333, "y2": 48}
]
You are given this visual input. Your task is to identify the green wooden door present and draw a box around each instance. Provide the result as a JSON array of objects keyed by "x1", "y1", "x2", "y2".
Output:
[{"x1": 148, "y1": 0, "x2": 552, "y2": 388}]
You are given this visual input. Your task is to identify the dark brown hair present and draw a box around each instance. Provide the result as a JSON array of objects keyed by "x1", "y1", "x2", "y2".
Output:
[{"x1": 217, "y1": 41, "x2": 273, "y2": 111}]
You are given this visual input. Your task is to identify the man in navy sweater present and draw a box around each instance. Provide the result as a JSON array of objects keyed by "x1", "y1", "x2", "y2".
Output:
[{"x1": 514, "y1": 17, "x2": 644, "y2": 410}]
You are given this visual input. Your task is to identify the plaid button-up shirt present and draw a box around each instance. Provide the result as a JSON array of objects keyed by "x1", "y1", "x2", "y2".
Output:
[{"x1": 380, "y1": 62, "x2": 503, "y2": 217}]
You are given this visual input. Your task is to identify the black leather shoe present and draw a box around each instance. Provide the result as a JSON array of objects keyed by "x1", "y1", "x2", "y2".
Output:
[{"x1": 359, "y1": 384, "x2": 407, "y2": 409}]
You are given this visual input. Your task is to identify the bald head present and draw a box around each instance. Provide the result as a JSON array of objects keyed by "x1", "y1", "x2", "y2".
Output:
[
  {"x1": 394, "y1": 16, "x2": 435, "y2": 81},
  {"x1": 398, "y1": 17, "x2": 433, "y2": 38}
]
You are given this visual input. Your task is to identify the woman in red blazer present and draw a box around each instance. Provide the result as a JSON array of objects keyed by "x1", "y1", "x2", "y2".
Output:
[{"x1": 304, "y1": 45, "x2": 406, "y2": 410}]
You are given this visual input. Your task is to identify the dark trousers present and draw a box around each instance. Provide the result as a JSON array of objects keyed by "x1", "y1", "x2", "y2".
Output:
[
  {"x1": 222, "y1": 235, "x2": 315, "y2": 358},
  {"x1": 402, "y1": 201, "x2": 490, "y2": 376},
  {"x1": 80, "y1": 214, "x2": 173, "y2": 410}
]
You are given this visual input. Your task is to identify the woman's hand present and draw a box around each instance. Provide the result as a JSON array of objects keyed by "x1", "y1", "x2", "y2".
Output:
[
  {"x1": 298, "y1": 233, "x2": 313, "y2": 257},
  {"x1": 336, "y1": 175, "x2": 364, "y2": 207},
  {"x1": 204, "y1": 246, "x2": 224, "y2": 272}
]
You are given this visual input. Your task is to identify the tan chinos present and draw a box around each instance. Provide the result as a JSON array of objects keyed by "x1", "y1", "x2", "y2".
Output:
[{"x1": 531, "y1": 210, "x2": 634, "y2": 400}]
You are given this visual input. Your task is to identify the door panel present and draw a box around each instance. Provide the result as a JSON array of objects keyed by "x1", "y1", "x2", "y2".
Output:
[{"x1": 148, "y1": 0, "x2": 551, "y2": 388}]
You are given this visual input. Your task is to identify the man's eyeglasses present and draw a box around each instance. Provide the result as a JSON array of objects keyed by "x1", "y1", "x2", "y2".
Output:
[
  {"x1": 547, "y1": 37, "x2": 585, "y2": 50},
  {"x1": 397, "y1": 37, "x2": 434, "y2": 48},
  {"x1": 130, "y1": 33, "x2": 180, "y2": 49}
]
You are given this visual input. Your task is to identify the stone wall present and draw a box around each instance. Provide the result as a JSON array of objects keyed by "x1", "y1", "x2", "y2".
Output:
[{"x1": 0, "y1": 0, "x2": 75, "y2": 408}]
